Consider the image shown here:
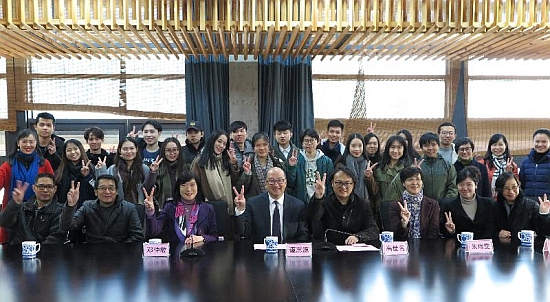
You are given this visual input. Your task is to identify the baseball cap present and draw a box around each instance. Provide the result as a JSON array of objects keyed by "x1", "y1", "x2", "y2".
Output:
[{"x1": 185, "y1": 121, "x2": 202, "y2": 132}]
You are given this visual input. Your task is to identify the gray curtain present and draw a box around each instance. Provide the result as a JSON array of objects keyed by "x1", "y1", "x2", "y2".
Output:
[
  {"x1": 258, "y1": 55, "x2": 314, "y2": 145},
  {"x1": 185, "y1": 55, "x2": 229, "y2": 136},
  {"x1": 452, "y1": 61, "x2": 468, "y2": 138}
]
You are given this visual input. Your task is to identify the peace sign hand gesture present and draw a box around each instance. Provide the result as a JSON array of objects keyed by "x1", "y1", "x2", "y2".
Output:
[
  {"x1": 81, "y1": 160, "x2": 92, "y2": 177},
  {"x1": 412, "y1": 158, "x2": 425, "y2": 169},
  {"x1": 538, "y1": 194, "x2": 550, "y2": 214},
  {"x1": 364, "y1": 162, "x2": 378, "y2": 179},
  {"x1": 95, "y1": 156, "x2": 107, "y2": 170},
  {"x1": 47, "y1": 139, "x2": 57, "y2": 155},
  {"x1": 12, "y1": 181, "x2": 29, "y2": 204},
  {"x1": 398, "y1": 200, "x2": 411, "y2": 226},
  {"x1": 127, "y1": 126, "x2": 139, "y2": 138},
  {"x1": 505, "y1": 157, "x2": 515, "y2": 172},
  {"x1": 149, "y1": 155, "x2": 163, "y2": 173},
  {"x1": 67, "y1": 181, "x2": 80, "y2": 207},
  {"x1": 233, "y1": 185, "x2": 246, "y2": 212},
  {"x1": 228, "y1": 147, "x2": 237, "y2": 165},
  {"x1": 242, "y1": 155, "x2": 252, "y2": 174},
  {"x1": 366, "y1": 122, "x2": 377, "y2": 134},
  {"x1": 142, "y1": 187, "x2": 156, "y2": 215},
  {"x1": 444, "y1": 211, "x2": 456, "y2": 234},
  {"x1": 288, "y1": 149, "x2": 298, "y2": 167},
  {"x1": 314, "y1": 172, "x2": 327, "y2": 199}
]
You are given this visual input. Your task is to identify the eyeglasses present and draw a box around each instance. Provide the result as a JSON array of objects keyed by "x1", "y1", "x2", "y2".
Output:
[
  {"x1": 166, "y1": 148, "x2": 180, "y2": 154},
  {"x1": 97, "y1": 186, "x2": 116, "y2": 192},
  {"x1": 35, "y1": 184, "x2": 55, "y2": 190},
  {"x1": 503, "y1": 186, "x2": 519, "y2": 191},
  {"x1": 440, "y1": 131, "x2": 455, "y2": 136},
  {"x1": 303, "y1": 139, "x2": 317, "y2": 145},
  {"x1": 333, "y1": 181, "x2": 354, "y2": 188},
  {"x1": 458, "y1": 147, "x2": 472, "y2": 152},
  {"x1": 267, "y1": 178, "x2": 286, "y2": 185}
]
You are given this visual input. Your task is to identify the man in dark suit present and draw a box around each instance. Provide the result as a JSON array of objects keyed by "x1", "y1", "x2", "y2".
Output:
[{"x1": 234, "y1": 167, "x2": 309, "y2": 244}]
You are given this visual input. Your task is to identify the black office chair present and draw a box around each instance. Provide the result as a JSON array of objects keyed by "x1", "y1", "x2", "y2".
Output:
[
  {"x1": 379, "y1": 201, "x2": 392, "y2": 231},
  {"x1": 208, "y1": 200, "x2": 231, "y2": 240}
]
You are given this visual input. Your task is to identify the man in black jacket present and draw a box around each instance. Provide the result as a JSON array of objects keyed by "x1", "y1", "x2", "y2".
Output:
[
  {"x1": 181, "y1": 120, "x2": 204, "y2": 169},
  {"x1": 34, "y1": 112, "x2": 65, "y2": 171}
]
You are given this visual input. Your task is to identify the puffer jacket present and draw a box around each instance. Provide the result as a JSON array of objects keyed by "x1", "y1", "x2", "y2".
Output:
[{"x1": 520, "y1": 149, "x2": 550, "y2": 199}]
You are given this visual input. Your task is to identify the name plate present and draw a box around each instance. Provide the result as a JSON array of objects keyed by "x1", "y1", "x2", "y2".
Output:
[
  {"x1": 381, "y1": 241, "x2": 409, "y2": 256},
  {"x1": 286, "y1": 243, "x2": 313, "y2": 257},
  {"x1": 143, "y1": 243, "x2": 170, "y2": 257},
  {"x1": 464, "y1": 239, "x2": 494, "y2": 254},
  {"x1": 544, "y1": 238, "x2": 550, "y2": 252}
]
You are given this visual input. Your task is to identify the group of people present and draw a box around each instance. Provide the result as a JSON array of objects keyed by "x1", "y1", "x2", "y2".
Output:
[{"x1": 1, "y1": 113, "x2": 549, "y2": 247}]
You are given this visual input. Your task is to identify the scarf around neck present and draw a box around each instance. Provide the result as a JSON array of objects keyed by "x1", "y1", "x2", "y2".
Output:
[
  {"x1": 204, "y1": 154, "x2": 234, "y2": 214},
  {"x1": 345, "y1": 155, "x2": 369, "y2": 202},
  {"x1": 491, "y1": 154, "x2": 506, "y2": 189},
  {"x1": 11, "y1": 151, "x2": 41, "y2": 201},
  {"x1": 402, "y1": 190, "x2": 424, "y2": 238},
  {"x1": 254, "y1": 154, "x2": 274, "y2": 193}
]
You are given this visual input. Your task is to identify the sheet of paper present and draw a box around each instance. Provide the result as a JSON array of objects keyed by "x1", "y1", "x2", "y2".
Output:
[
  {"x1": 336, "y1": 243, "x2": 379, "y2": 252},
  {"x1": 254, "y1": 244, "x2": 288, "y2": 250}
]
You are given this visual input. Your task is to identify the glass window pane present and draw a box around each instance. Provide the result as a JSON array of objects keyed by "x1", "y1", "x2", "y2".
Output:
[
  {"x1": 30, "y1": 79, "x2": 120, "y2": 106},
  {"x1": 0, "y1": 57, "x2": 5, "y2": 72},
  {"x1": 468, "y1": 80, "x2": 550, "y2": 118},
  {"x1": 125, "y1": 55, "x2": 185, "y2": 74},
  {"x1": 312, "y1": 57, "x2": 445, "y2": 75},
  {"x1": 0, "y1": 79, "x2": 7, "y2": 119},
  {"x1": 30, "y1": 58, "x2": 120, "y2": 74},
  {"x1": 469, "y1": 59, "x2": 550, "y2": 76},
  {"x1": 126, "y1": 79, "x2": 185, "y2": 114}
]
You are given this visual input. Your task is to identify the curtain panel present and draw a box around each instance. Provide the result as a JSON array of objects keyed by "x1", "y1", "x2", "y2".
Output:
[
  {"x1": 185, "y1": 55, "x2": 229, "y2": 136},
  {"x1": 258, "y1": 55, "x2": 314, "y2": 146}
]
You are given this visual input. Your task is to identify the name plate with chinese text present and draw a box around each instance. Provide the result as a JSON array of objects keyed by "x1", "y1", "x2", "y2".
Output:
[
  {"x1": 381, "y1": 241, "x2": 409, "y2": 256},
  {"x1": 286, "y1": 243, "x2": 313, "y2": 257},
  {"x1": 465, "y1": 239, "x2": 494, "y2": 254},
  {"x1": 543, "y1": 238, "x2": 550, "y2": 252},
  {"x1": 143, "y1": 243, "x2": 170, "y2": 257}
]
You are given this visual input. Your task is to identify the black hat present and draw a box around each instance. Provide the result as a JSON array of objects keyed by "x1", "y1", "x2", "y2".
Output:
[{"x1": 185, "y1": 121, "x2": 202, "y2": 132}]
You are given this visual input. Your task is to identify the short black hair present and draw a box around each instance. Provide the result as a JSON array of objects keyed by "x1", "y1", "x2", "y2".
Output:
[
  {"x1": 456, "y1": 166, "x2": 480, "y2": 185},
  {"x1": 95, "y1": 174, "x2": 119, "y2": 190},
  {"x1": 400, "y1": 166, "x2": 423, "y2": 184},
  {"x1": 454, "y1": 137, "x2": 475, "y2": 153},
  {"x1": 84, "y1": 127, "x2": 105, "y2": 141},
  {"x1": 273, "y1": 120, "x2": 292, "y2": 132},
  {"x1": 533, "y1": 128, "x2": 550, "y2": 139},
  {"x1": 36, "y1": 112, "x2": 56, "y2": 124},
  {"x1": 141, "y1": 120, "x2": 163, "y2": 132},
  {"x1": 419, "y1": 132, "x2": 440, "y2": 147},
  {"x1": 229, "y1": 121, "x2": 247, "y2": 133},
  {"x1": 300, "y1": 128, "x2": 320, "y2": 142},
  {"x1": 327, "y1": 119, "x2": 344, "y2": 131},
  {"x1": 437, "y1": 122, "x2": 456, "y2": 134},
  {"x1": 330, "y1": 165, "x2": 358, "y2": 185},
  {"x1": 251, "y1": 132, "x2": 270, "y2": 147},
  {"x1": 35, "y1": 173, "x2": 55, "y2": 183}
]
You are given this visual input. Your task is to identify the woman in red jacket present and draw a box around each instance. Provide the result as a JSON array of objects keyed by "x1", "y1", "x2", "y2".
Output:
[{"x1": 0, "y1": 129, "x2": 54, "y2": 243}]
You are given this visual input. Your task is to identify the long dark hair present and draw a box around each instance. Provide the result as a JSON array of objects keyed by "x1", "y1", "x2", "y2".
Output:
[
  {"x1": 495, "y1": 172, "x2": 523, "y2": 203},
  {"x1": 54, "y1": 139, "x2": 91, "y2": 184},
  {"x1": 363, "y1": 133, "x2": 381, "y2": 164},
  {"x1": 7, "y1": 129, "x2": 46, "y2": 166},
  {"x1": 334, "y1": 133, "x2": 369, "y2": 167},
  {"x1": 172, "y1": 171, "x2": 205, "y2": 203},
  {"x1": 379, "y1": 135, "x2": 411, "y2": 171},
  {"x1": 159, "y1": 137, "x2": 185, "y2": 175},
  {"x1": 397, "y1": 129, "x2": 420, "y2": 160},
  {"x1": 114, "y1": 137, "x2": 145, "y2": 203},
  {"x1": 198, "y1": 129, "x2": 232, "y2": 173},
  {"x1": 482, "y1": 134, "x2": 511, "y2": 169}
]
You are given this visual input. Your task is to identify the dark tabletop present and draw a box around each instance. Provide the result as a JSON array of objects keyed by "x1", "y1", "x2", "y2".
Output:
[{"x1": 1, "y1": 237, "x2": 549, "y2": 302}]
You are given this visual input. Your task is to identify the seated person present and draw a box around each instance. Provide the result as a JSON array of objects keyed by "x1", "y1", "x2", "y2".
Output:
[
  {"x1": 0, "y1": 173, "x2": 66, "y2": 244},
  {"x1": 235, "y1": 167, "x2": 309, "y2": 244},
  {"x1": 494, "y1": 172, "x2": 550, "y2": 239},
  {"x1": 440, "y1": 166, "x2": 496, "y2": 239},
  {"x1": 145, "y1": 171, "x2": 218, "y2": 244},
  {"x1": 389, "y1": 167, "x2": 440, "y2": 240},
  {"x1": 309, "y1": 166, "x2": 379, "y2": 245},
  {"x1": 60, "y1": 175, "x2": 144, "y2": 243}
]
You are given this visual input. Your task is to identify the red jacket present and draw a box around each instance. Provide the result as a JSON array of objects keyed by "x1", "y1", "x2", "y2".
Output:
[{"x1": 0, "y1": 160, "x2": 54, "y2": 243}]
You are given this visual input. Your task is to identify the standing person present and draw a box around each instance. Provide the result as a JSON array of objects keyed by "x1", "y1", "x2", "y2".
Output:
[
  {"x1": 34, "y1": 112, "x2": 65, "y2": 171},
  {"x1": 181, "y1": 121, "x2": 204, "y2": 170},
  {"x1": 453, "y1": 137, "x2": 492, "y2": 198},
  {"x1": 477, "y1": 133, "x2": 518, "y2": 198},
  {"x1": 364, "y1": 133, "x2": 382, "y2": 165},
  {"x1": 319, "y1": 119, "x2": 345, "y2": 163},
  {"x1": 240, "y1": 132, "x2": 285, "y2": 198},
  {"x1": 389, "y1": 167, "x2": 440, "y2": 240},
  {"x1": 228, "y1": 120, "x2": 254, "y2": 168},
  {"x1": 287, "y1": 129, "x2": 334, "y2": 204},
  {"x1": 494, "y1": 172, "x2": 550, "y2": 239},
  {"x1": 309, "y1": 166, "x2": 379, "y2": 245},
  {"x1": 84, "y1": 127, "x2": 115, "y2": 168},
  {"x1": 96, "y1": 137, "x2": 152, "y2": 205},
  {"x1": 127, "y1": 120, "x2": 163, "y2": 167},
  {"x1": 0, "y1": 129, "x2": 54, "y2": 243},
  {"x1": 397, "y1": 129, "x2": 421, "y2": 160},
  {"x1": 520, "y1": 128, "x2": 550, "y2": 200},
  {"x1": 191, "y1": 129, "x2": 240, "y2": 215},
  {"x1": 144, "y1": 137, "x2": 186, "y2": 209},
  {"x1": 437, "y1": 122, "x2": 458, "y2": 164},
  {"x1": 0, "y1": 173, "x2": 66, "y2": 244},
  {"x1": 440, "y1": 166, "x2": 496, "y2": 239},
  {"x1": 272, "y1": 120, "x2": 299, "y2": 166},
  {"x1": 144, "y1": 171, "x2": 218, "y2": 243}
]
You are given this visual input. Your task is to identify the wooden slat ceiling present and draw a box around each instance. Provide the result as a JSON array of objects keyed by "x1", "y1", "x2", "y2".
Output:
[{"x1": 1, "y1": 0, "x2": 550, "y2": 61}]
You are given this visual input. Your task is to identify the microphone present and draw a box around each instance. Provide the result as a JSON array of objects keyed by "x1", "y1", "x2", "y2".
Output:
[
  {"x1": 180, "y1": 236, "x2": 206, "y2": 258},
  {"x1": 313, "y1": 229, "x2": 360, "y2": 251}
]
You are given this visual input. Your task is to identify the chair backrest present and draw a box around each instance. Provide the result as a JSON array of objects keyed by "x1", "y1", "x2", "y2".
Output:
[
  {"x1": 379, "y1": 201, "x2": 392, "y2": 231},
  {"x1": 208, "y1": 200, "x2": 230, "y2": 239}
]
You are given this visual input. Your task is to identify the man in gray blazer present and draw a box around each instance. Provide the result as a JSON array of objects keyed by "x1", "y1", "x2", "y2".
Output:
[{"x1": 235, "y1": 167, "x2": 309, "y2": 244}]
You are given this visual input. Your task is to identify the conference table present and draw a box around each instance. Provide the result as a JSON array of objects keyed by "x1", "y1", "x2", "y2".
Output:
[{"x1": 0, "y1": 237, "x2": 549, "y2": 302}]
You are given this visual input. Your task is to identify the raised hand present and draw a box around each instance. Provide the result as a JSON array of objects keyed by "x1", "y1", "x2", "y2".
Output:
[
  {"x1": 398, "y1": 200, "x2": 411, "y2": 225},
  {"x1": 242, "y1": 155, "x2": 252, "y2": 174},
  {"x1": 143, "y1": 187, "x2": 156, "y2": 215},
  {"x1": 127, "y1": 126, "x2": 139, "y2": 138},
  {"x1": 412, "y1": 158, "x2": 425, "y2": 169},
  {"x1": 228, "y1": 147, "x2": 237, "y2": 165},
  {"x1": 444, "y1": 211, "x2": 456, "y2": 234},
  {"x1": 66, "y1": 181, "x2": 80, "y2": 207},
  {"x1": 11, "y1": 181, "x2": 29, "y2": 204},
  {"x1": 288, "y1": 149, "x2": 298, "y2": 167},
  {"x1": 505, "y1": 157, "x2": 515, "y2": 172},
  {"x1": 81, "y1": 159, "x2": 91, "y2": 177},
  {"x1": 171, "y1": 131, "x2": 179, "y2": 139},
  {"x1": 364, "y1": 162, "x2": 378, "y2": 178},
  {"x1": 538, "y1": 193, "x2": 550, "y2": 214},
  {"x1": 366, "y1": 122, "x2": 377, "y2": 134},
  {"x1": 233, "y1": 185, "x2": 246, "y2": 211},
  {"x1": 314, "y1": 171, "x2": 327, "y2": 199},
  {"x1": 109, "y1": 145, "x2": 117, "y2": 154},
  {"x1": 95, "y1": 156, "x2": 107, "y2": 170},
  {"x1": 47, "y1": 138, "x2": 57, "y2": 155},
  {"x1": 149, "y1": 155, "x2": 163, "y2": 173}
]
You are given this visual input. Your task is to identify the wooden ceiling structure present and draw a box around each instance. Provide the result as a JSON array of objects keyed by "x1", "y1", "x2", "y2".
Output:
[{"x1": 0, "y1": 0, "x2": 549, "y2": 61}]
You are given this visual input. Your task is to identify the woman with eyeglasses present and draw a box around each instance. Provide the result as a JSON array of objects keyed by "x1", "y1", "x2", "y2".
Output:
[
  {"x1": 453, "y1": 137, "x2": 492, "y2": 198},
  {"x1": 477, "y1": 133, "x2": 518, "y2": 198},
  {"x1": 144, "y1": 137, "x2": 187, "y2": 210},
  {"x1": 0, "y1": 129, "x2": 54, "y2": 243},
  {"x1": 145, "y1": 171, "x2": 218, "y2": 244},
  {"x1": 494, "y1": 172, "x2": 550, "y2": 240},
  {"x1": 389, "y1": 166, "x2": 440, "y2": 240},
  {"x1": 239, "y1": 132, "x2": 285, "y2": 198},
  {"x1": 309, "y1": 166, "x2": 379, "y2": 245}
]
